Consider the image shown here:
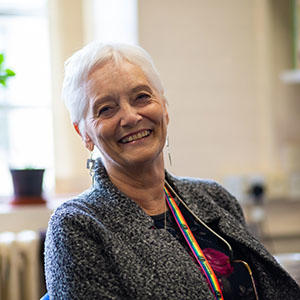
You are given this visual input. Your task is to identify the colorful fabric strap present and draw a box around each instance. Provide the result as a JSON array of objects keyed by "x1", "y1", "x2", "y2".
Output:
[{"x1": 164, "y1": 186, "x2": 224, "y2": 300}]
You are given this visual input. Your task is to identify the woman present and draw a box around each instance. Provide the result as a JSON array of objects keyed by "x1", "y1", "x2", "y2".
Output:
[{"x1": 44, "y1": 42, "x2": 300, "y2": 299}]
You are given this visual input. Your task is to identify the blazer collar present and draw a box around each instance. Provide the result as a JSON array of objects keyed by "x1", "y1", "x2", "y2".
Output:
[
  {"x1": 165, "y1": 172, "x2": 221, "y2": 223},
  {"x1": 165, "y1": 172, "x2": 276, "y2": 264},
  {"x1": 91, "y1": 159, "x2": 154, "y2": 231}
]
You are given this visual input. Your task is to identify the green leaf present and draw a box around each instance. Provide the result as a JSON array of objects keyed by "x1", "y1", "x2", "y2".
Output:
[
  {"x1": 0, "y1": 54, "x2": 15, "y2": 88},
  {"x1": 5, "y1": 69, "x2": 16, "y2": 76},
  {"x1": 0, "y1": 79, "x2": 6, "y2": 86}
]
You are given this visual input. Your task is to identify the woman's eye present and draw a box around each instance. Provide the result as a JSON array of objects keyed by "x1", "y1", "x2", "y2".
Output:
[
  {"x1": 136, "y1": 93, "x2": 150, "y2": 102},
  {"x1": 98, "y1": 106, "x2": 113, "y2": 117}
]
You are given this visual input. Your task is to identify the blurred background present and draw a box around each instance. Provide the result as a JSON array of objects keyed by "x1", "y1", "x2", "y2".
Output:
[{"x1": 0, "y1": 0, "x2": 300, "y2": 298}]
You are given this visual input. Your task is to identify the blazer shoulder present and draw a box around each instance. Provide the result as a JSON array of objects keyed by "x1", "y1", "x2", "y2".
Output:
[{"x1": 48, "y1": 188, "x2": 107, "y2": 232}]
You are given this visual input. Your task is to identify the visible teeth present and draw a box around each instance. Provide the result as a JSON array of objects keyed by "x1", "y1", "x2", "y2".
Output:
[{"x1": 121, "y1": 130, "x2": 151, "y2": 143}]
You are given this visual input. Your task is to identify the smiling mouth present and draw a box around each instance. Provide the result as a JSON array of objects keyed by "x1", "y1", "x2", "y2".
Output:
[{"x1": 119, "y1": 129, "x2": 152, "y2": 144}]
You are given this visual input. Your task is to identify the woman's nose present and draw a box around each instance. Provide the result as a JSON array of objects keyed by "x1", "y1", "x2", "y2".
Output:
[{"x1": 119, "y1": 104, "x2": 142, "y2": 128}]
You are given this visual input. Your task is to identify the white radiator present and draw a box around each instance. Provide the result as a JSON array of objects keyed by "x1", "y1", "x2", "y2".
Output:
[{"x1": 0, "y1": 230, "x2": 44, "y2": 300}]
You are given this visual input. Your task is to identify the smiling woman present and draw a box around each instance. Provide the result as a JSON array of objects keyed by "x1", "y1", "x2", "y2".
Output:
[
  {"x1": 44, "y1": 42, "x2": 300, "y2": 300},
  {"x1": 84, "y1": 60, "x2": 169, "y2": 175}
]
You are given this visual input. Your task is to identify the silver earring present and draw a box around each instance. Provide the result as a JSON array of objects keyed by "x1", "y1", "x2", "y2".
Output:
[
  {"x1": 166, "y1": 136, "x2": 173, "y2": 167},
  {"x1": 86, "y1": 151, "x2": 95, "y2": 177}
]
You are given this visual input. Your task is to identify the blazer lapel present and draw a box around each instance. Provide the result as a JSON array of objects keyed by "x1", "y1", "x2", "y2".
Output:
[{"x1": 167, "y1": 173, "x2": 278, "y2": 265}]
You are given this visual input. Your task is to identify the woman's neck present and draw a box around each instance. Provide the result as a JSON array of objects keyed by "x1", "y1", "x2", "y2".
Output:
[{"x1": 104, "y1": 157, "x2": 167, "y2": 216}]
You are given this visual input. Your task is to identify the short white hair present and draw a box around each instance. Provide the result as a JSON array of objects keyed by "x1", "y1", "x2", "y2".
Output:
[{"x1": 62, "y1": 41, "x2": 165, "y2": 135}]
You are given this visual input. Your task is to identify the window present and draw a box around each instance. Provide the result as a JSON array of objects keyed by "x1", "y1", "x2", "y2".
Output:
[{"x1": 0, "y1": 0, "x2": 54, "y2": 197}]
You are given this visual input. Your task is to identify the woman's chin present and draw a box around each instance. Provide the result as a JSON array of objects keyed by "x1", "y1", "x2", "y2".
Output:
[{"x1": 118, "y1": 149, "x2": 163, "y2": 169}]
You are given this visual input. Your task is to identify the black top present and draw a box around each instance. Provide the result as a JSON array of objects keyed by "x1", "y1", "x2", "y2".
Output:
[{"x1": 151, "y1": 202, "x2": 257, "y2": 300}]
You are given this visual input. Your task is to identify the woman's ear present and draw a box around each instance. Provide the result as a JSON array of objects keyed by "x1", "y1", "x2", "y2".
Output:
[
  {"x1": 165, "y1": 109, "x2": 169, "y2": 125},
  {"x1": 163, "y1": 100, "x2": 170, "y2": 125},
  {"x1": 84, "y1": 133, "x2": 95, "y2": 151}
]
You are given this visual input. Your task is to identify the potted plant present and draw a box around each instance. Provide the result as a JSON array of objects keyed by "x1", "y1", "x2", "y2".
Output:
[
  {"x1": 9, "y1": 168, "x2": 46, "y2": 205},
  {"x1": 1, "y1": 53, "x2": 46, "y2": 205}
]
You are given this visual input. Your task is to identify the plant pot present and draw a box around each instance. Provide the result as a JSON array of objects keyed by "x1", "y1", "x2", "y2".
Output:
[{"x1": 10, "y1": 168, "x2": 46, "y2": 205}]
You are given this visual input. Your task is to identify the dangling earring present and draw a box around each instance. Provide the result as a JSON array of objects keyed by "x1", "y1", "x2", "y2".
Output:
[
  {"x1": 86, "y1": 150, "x2": 95, "y2": 179},
  {"x1": 166, "y1": 136, "x2": 173, "y2": 167}
]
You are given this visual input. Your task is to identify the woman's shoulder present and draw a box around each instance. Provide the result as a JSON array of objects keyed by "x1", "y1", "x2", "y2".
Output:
[{"x1": 48, "y1": 188, "x2": 107, "y2": 231}]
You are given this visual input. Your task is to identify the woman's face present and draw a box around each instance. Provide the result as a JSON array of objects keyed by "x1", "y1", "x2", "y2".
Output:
[{"x1": 83, "y1": 60, "x2": 169, "y2": 171}]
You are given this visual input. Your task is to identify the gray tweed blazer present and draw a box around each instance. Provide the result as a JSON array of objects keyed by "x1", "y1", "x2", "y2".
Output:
[{"x1": 45, "y1": 160, "x2": 300, "y2": 299}]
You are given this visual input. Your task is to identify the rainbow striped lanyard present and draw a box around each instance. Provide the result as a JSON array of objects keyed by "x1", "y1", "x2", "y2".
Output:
[{"x1": 164, "y1": 186, "x2": 224, "y2": 300}]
